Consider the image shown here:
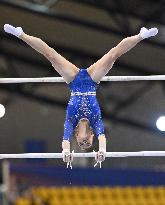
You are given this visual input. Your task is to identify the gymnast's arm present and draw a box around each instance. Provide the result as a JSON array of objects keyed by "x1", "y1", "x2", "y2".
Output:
[
  {"x1": 98, "y1": 134, "x2": 106, "y2": 153},
  {"x1": 94, "y1": 134, "x2": 106, "y2": 165},
  {"x1": 62, "y1": 140, "x2": 73, "y2": 164},
  {"x1": 4, "y1": 24, "x2": 79, "y2": 83},
  {"x1": 62, "y1": 140, "x2": 70, "y2": 152}
]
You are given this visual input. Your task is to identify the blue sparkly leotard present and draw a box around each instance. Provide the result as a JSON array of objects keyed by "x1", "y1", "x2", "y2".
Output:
[{"x1": 63, "y1": 68, "x2": 105, "y2": 140}]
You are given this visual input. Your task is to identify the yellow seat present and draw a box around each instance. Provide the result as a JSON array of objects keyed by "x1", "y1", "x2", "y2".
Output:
[
  {"x1": 19, "y1": 185, "x2": 165, "y2": 205},
  {"x1": 119, "y1": 187, "x2": 133, "y2": 199},
  {"x1": 15, "y1": 198, "x2": 31, "y2": 205}
]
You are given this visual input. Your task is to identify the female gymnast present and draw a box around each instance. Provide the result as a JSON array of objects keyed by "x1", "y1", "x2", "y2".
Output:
[{"x1": 4, "y1": 24, "x2": 158, "y2": 168}]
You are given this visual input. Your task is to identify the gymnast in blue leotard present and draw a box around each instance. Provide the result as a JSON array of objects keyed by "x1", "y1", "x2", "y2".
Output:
[
  {"x1": 4, "y1": 23, "x2": 158, "y2": 166},
  {"x1": 64, "y1": 68, "x2": 104, "y2": 145}
]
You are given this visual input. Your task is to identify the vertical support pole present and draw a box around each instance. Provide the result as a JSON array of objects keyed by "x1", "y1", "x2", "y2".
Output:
[{"x1": 2, "y1": 160, "x2": 9, "y2": 205}]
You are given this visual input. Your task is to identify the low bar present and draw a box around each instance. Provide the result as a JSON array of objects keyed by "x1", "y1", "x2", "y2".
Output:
[{"x1": 0, "y1": 151, "x2": 165, "y2": 159}]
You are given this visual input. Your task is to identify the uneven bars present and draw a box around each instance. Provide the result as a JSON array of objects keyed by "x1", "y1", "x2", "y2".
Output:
[
  {"x1": 0, "y1": 151, "x2": 165, "y2": 159},
  {"x1": 0, "y1": 75, "x2": 165, "y2": 83}
]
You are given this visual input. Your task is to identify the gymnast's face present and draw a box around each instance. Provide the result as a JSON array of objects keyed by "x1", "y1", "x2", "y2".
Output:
[{"x1": 75, "y1": 119, "x2": 94, "y2": 150}]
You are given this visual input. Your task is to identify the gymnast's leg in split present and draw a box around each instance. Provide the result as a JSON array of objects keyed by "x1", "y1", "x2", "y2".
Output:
[
  {"x1": 87, "y1": 27, "x2": 158, "y2": 83},
  {"x1": 4, "y1": 24, "x2": 79, "y2": 84}
]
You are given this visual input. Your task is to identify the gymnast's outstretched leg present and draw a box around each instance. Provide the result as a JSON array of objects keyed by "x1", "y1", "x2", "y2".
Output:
[
  {"x1": 4, "y1": 24, "x2": 79, "y2": 83},
  {"x1": 87, "y1": 27, "x2": 158, "y2": 83}
]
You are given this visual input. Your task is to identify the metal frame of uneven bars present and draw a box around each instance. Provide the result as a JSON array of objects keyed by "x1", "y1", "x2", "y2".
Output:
[
  {"x1": 0, "y1": 151, "x2": 165, "y2": 159},
  {"x1": 0, "y1": 75, "x2": 165, "y2": 83}
]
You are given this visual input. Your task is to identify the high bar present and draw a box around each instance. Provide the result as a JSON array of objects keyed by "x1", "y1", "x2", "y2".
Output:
[{"x1": 0, "y1": 75, "x2": 165, "y2": 83}]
